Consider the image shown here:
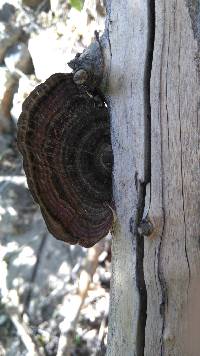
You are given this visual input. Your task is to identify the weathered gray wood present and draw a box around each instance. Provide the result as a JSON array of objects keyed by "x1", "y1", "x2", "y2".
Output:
[
  {"x1": 144, "y1": 1, "x2": 200, "y2": 355},
  {"x1": 105, "y1": 1, "x2": 150, "y2": 355}
]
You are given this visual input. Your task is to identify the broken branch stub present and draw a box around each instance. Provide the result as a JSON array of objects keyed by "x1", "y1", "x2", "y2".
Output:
[{"x1": 68, "y1": 36, "x2": 105, "y2": 90}]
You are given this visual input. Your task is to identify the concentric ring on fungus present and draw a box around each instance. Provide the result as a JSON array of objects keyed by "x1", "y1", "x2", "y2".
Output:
[{"x1": 17, "y1": 73, "x2": 114, "y2": 247}]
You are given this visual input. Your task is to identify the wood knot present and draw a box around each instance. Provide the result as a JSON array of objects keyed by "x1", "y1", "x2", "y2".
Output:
[
  {"x1": 138, "y1": 217, "x2": 154, "y2": 237},
  {"x1": 17, "y1": 73, "x2": 114, "y2": 247}
]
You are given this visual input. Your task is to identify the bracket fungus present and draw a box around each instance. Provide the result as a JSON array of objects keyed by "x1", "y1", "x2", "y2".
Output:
[{"x1": 17, "y1": 73, "x2": 114, "y2": 247}]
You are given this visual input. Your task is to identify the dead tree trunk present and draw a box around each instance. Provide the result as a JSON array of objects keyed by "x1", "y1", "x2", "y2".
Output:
[
  {"x1": 104, "y1": 1, "x2": 150, "y2": 354},
  {"x1": 105, "y1": 1, "x2": 200, "y2": 355}
]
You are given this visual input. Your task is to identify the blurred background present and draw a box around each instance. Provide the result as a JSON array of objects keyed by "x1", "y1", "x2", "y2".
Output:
[{"x1": 0, "y1": 1, "x2": 112, "y2": 355}]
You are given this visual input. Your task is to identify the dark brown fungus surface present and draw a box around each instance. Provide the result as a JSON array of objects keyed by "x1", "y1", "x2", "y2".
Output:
[{"x1": 17, "y1": 73, "x2": 114, "y2": 247}]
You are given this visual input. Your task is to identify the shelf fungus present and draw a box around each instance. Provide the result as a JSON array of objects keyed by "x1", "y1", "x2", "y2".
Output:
[{"x1": 17, "y1": 73, "x2": 114, "y2": 247}]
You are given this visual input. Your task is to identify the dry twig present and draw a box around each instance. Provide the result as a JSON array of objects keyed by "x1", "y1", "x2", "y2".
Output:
[
  {"x1": 0, "y1": 251, "x2": 43, "y2": 355},
  {"x1": 56, "y1": 241, "x2": 105, "y2": 356}
]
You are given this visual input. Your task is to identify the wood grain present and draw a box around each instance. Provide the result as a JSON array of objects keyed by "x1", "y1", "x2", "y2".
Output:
[
  {"x1": 144, "y1": 1, "x2": 200, "y2": 354},
  {"x1": 105, "y1": 1, "x2": 150, "y2": 354}
]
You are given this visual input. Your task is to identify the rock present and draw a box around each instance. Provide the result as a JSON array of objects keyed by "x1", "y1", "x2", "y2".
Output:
[
  {"x1": 50, "y1": 0, "x2": 59, "y2": 13},
  {"x1": 96, "y1": 0, "x2": 106, "y2": 17},
  {"x1": 22, "y1": 0, "x2": 50, "y2": 11},
  {"x1": 0, "y1": 23, "x2": 21, "y2": 63},
  {"x1": 28, "y1": 29, "x2": 72, "y2": 80},
  {"x1": 0, "y1": 344, "x2": 6, "y2": 356},
  {"x1": 0, "y1": 66, "x2": 17, "y2": 133},
  {"x1": 3, "y1": 336, "x2": 26, "y2": 356},
  {"x1": 0, "y1": 182, "x2": 37, "y2": 235},
  {"x1": 22, "y1": 0, "x2": 43, "y2": 8},
  {"x1": 0, "y1": 2, "x2": 16, "y2": 22},
  {"x1": 0, "y1": 314, "x2": 8, "y2": 326},
  {"x1": 0, "y1": 134, "x2": 9, "y2": 154},
  {"x1": 27, "y1": 234, "x2": 85, "y2": 323},
  {"x1": 11, "y1": 75, "x2": 39, "y2": 124},
  {"x1": 64, "y1": 6, "x2": 104, "y2": 48},
  {"x1": 4, "y1": 42, "x2": 34, "y2": 75}
]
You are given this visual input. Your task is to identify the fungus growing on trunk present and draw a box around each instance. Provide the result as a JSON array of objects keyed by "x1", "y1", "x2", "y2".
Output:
[{"x1": 17, "y1": 73, "x2": 113, "y2": 247}]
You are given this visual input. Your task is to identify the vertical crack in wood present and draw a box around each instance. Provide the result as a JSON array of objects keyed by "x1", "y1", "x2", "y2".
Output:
[
  {"x1": 157, "y1": 221, "x2": 167, "y2": 356},
  {"x1": 157, "y1": 4, "x2": 169, "y2": 350},
  {"x1": 177, "y1": 29, "x2": 191, "y2": 294},
  {"x1": 105, "y1": 1, "x2": 156, "y2": 353},
  {"x1": 144, "y1": 0, "x2": 155, "y2": 183},
  {"x1": 136, "y1": 0, "x2": 156, "y2": 354},
  {"x1": 135, "y1": 181, "x2": 147, "y2": 355},
  {"x1": 135, "y1": 0, "x2": 157, "y2": 353},
  {"x1": 145, "y1": 1, "x2": 200, "y2": 353},
  {"x1": 165, "y1": 29, "x2": 171, "y2": 152}
]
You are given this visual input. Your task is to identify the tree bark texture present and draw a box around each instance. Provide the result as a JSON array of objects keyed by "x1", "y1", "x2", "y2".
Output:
[
  {"x1": 105, "y1": 0, "x2": 200, "y2": 355},
  {"x1": 144, "y1": 1, "x2": 200, "y2": 355},
  {"x1": 105, "y1": 1, "x2": 150, "y2": 355}
]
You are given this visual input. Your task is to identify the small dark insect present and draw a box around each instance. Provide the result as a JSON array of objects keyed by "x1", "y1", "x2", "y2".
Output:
[{"x1": 17, "y1": 73, "x2": 114, "y2": 247}]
